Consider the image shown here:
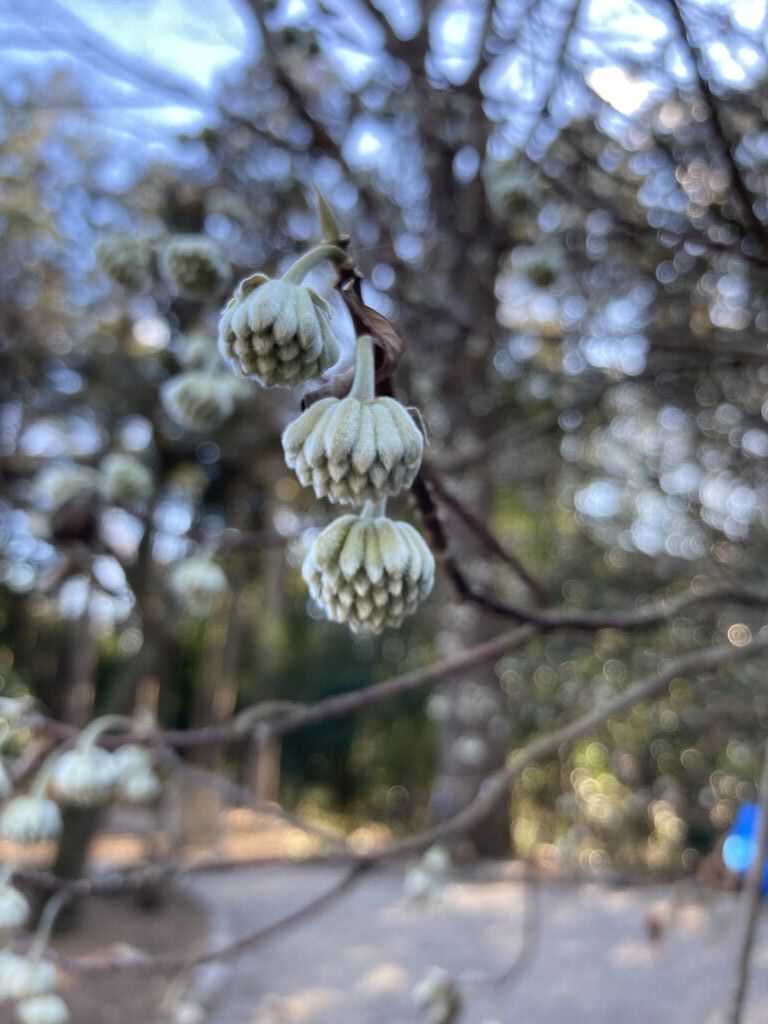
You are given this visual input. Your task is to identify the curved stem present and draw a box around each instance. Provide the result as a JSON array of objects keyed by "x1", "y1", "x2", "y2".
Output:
[
  {"x1": 79, "y1": 713, "x2": 138, "y2": 749},
  {"x1": 349, "y1": 335, "x2": 376, "y2": 401},
  {"x1": 30, "y1": 892, "x2": 68, "y2": 959},
  {"x1": 281, "y1": 244, "x2": 349, "y2": 285}
]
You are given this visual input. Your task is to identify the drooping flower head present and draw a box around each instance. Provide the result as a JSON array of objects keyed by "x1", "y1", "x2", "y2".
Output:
[
  {"x1": 169, "y1": 555, "x2": 227, "y2": 617},
  {"x1": 282, "y1": 334, "x2": 423, "y2": 504},
  {"x1": 161, "y1": 372, "x2": 236, "y2": 432},
  {"x1": 218, "y1": 245, "x2": 345, "y2": 387},
  {"x1": 159, "y1": 235, "x2": 231, "y2": 298},
  {"x1": 99, "y1": 454, "x2": 153, "y2": 506},
  {"x1": 302, "y1": 503, "x2": 434, "y2": 633},
  {"x1": 0, "y1": 796, "x2": 62, "y2": 846},
  {"x1": 96, "y1": 234, "x2": 151, "y2": 290}
]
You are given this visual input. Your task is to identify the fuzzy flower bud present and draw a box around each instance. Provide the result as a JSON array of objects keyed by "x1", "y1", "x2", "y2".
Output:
[
  {"x1": 412, "y1": 968, "x2": 461, "y2": 1024},
  {"x1": 177, "y1": 332, "x2": 219, "y2": 370},
  {"x1": 161, "y1": 372, "x2": 235, "y2": 432},
  {"x1": 0, "y1": 883, "x2": 30, "y2": 936},
  {"x1": 113, "y1": 745, "x2": 161, "y2": 803},
  {"x1": 96, "y1": 234, "x2": 151, "y2": 290},
  {"x1": 33, "y1": 464, "x2": 101, "y2": 512},
  {"x1": 218, "y1": 245, "x2": 345, "y2": 387},
  {"x1": 302, "y1": 506, "x2": 434, "y2": 633},
  {"x1": 17, "y1": 995, "x2": 70, "y2": 1024},
  {"x1": 0, "y1": 797, "x2": 62, "y2": 845},
  {"x1": 0, "y1": 953, "x2": 56, "y2": 1002},
  {"x1": 159, "y1": 235, "x2": 231, "y2": 298},
  {"x1": 169, "y1": 556, "x2": 227, "y2": 617},
  {"x1": 50, "y1": 746, "x2": 119, "y2": 807},
  {"x1": 282, "y1": 335, "x2": 423, "y2": 504},
  {"x1": 99, "y1": 454, "x2": 153, "y2": 506}
]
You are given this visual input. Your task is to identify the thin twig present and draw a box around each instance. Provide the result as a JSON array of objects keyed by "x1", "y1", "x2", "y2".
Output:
[{"x1": 725, "y1": 741, "x2": 768, "y2": 1024}]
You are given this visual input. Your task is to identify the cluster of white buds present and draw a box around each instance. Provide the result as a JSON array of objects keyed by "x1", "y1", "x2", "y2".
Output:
[
  {"x1": 50, "y1": 716, "x2": 160, "y2": 808},
  {"x1": 169, "y1": 555, "x2": 227, "y2": 617},
  {"x1": 162, "y1": 370, "x2": 241, "y2": 432},
  {"x1": 0, "y1": 896, "x2": 70, "y2": 1024},
  {"x1": 214, "y1": 197, "x2": 434, "y2": 632},
  {"x1": 159, "y1": 235, "x2": 231, "y2": 299},
  {"x1": 403, "y1": 844, "x2": 451, "y2": 903},
  {"x1": 112, "y1": 744, "x2": 162, "y2": 803},
  {"x1": 411, "y1": 968, "x2": 461, "y2": 1024},
  {"x1": 96, "y1": 234, "x2": 152, "y2": 290},
  {"x1": 99, "y1": 454, "x2": 153, "y2": 506},
  {"x1": 218, "y1": 246, "x2": 344, "y2": 387},
  {"x1": 0, "y1": 796, "x2": 62, "y2": 846},
  {"x1": 282, "y1": 335, "x2": 423, "y2": 504},
  {"x1": 302, "y1": 504, "x2": 434, "y2": 634}
]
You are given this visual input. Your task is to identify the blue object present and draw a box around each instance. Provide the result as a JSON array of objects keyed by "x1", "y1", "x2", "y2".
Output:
[{"x1": 723, "y1": 803, "x2": 768, "y2": 894}]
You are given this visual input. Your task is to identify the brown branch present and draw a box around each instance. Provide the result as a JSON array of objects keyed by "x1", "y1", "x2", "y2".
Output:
[
  {"x1": 44, "y1": 636, "x2": 768, "y2": 976},
  {"x1": 725, "y1": 740, "x2": 768, "y2": 1024},
  {"x1": 665, "y1": 0, "x2": 768, "y2": 251},
  {"x1": 420, "y1": 466, "x2": 548, "y2": 606},
  {"x1": 367, "y1": 635, "x2": 768, "y2": 858}
]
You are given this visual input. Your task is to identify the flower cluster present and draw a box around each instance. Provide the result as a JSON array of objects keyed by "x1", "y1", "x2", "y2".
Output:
[
  {"x1": 0, "y1": 894, "x2": 71, "y2": 1023},
  {"x1": 212, "y1": 211, "x2": 435, "y2": 634},
  {"x1": 160, "y1": 235, "x2": 231, "y2": 298}
]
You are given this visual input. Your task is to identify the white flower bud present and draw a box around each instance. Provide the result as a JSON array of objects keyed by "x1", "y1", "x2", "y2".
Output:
[
  {"x1": 178, "y1": 332, "x2": 219, "y2": 370},
  {"x1": 33, "y1": 465, "x2": 101, "y2": 512},
  {"x1": 161, "y1": 372, "x2": 235, "y2": 431},
  {"x1": 0, "y1": 883, "x2": 30, "y2": 936},
  {"x1": 218, "y1": 275, "x2": 340, "y2": 387},
  {"x1": 422, "y1": 844, "x2": 451, "y2": 876},
  {"x1": 99, "y1": 454, "x2": 153, "y2": 506},
  {"x1": 426, "y1": 694, "x2": 451, "y2": 722},
  {"x1": 159, "y1": 236, "x2": 231, "y2": 298},
  {"x1": 0, "y1": 797, "x2": 62, "y2": 845},
  {"x1": 50, "y1": 746, "x2": 119, "y2": 807},
  {"x1": 96, "y1": 235, "x2": 151, "y2": 290},
  {"x1": 113, "y1": 746, "x2": 161, "y2": 803},
  {"x1": 169, "y1": 557, "x2": 227, "y2": 617},
  {"x1": 302, "y1": 509, "x2": 434, "y2": 633},
  {"x1": 282, "y1": 337, "x2": 423, "y2": 505},
  {"x1": 17, "y1": 994, "x2": 69, "y2": 1024},
  {"x1": 116, "y1": 769, "x2": 162, "y2": 804},
  {"x1": 412, "y1": 968, "x2": 461, "y2": 1024},
  {"x1": 403, "y1": 864, "x2": 440, "y2": 903},
  {"x1": 0, "y1": 952, "x2": 56, "y2": 1001}
]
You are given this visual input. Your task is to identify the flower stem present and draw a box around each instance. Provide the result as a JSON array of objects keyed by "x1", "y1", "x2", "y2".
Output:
[
  {"x1": 350, "y1": 334, "x2": 376, "y2": 401},
  {"x1": 362, "y1": 497, "x2": 387, "y2": 520},
  {"x1": 30, "y1": 892, "x2": 68, "y2": 959},
  {"x1": 281, "y1": 244, "x2": 349, "y2": 285}
]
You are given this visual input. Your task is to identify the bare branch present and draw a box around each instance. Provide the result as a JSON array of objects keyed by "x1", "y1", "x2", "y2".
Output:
[{"x1": 725, "y1": 740, "x2": 768, "y2": 1024}]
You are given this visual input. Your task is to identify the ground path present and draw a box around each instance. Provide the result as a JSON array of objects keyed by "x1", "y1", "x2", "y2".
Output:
[{"x1": 188, "y1": 861, "x2": 768, "y2": 1024}]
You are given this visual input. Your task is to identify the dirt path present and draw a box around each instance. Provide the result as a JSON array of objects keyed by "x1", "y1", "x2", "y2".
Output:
[{"x1": 191, "y1": 862, "x2": 768, "y2": 1024}]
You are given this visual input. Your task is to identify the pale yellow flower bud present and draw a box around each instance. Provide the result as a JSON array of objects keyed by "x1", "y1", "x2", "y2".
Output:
[
  {"x1": 170, "y1": 556, "x2": 227, "y2": 617},
  {"x1": 302, "y1": 507, "x2": 434, "y2": 633},
  {"x1": 160, "y1": 235, "x2": 231, "y2": 298},
  {"x1": 218, "y1": 243, "x2": 347, "y2": 388},
  {"x1": 0, "y1": 953, "x2": 56, "y2": 1002},
  {"x1": 282, "y1": 335, "x2": 423, "y2": 504},
  {"x1": 0, "y1": 796, "x2": 62, "y2": 845},
  {"x1": 99, "y1": 454, "x2": 153, "y2": 506},
  {"x1": 50, "y1": 746, "x2": 119, "y2": 807},
  {"x1": 96, "y1": 234, "x2": 151, "y2": 290},
  {"x1": 161, "y1": 372, "x2": 235, "y2": 431}
]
